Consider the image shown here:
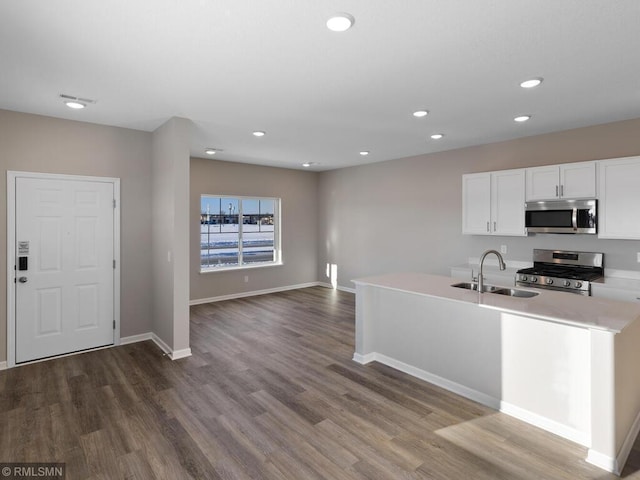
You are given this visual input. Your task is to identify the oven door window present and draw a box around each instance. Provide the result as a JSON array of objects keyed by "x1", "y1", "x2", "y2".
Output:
[{"x1": 526, "y1": 209, "x2": 573, "y2": 228}]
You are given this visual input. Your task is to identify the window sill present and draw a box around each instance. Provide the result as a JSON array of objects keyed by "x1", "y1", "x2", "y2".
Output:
[{"x1": 200, "y1": 261, "x2": 284, "y2": 274}]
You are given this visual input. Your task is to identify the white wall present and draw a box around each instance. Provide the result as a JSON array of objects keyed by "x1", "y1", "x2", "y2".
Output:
[{"x1": 318, "y1": 118, "x2": 640, "y2": 290}]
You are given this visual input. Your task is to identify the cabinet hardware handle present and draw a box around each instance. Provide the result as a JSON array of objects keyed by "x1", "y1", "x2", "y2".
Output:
[
  {"x1": 493, "y1": 221, "x2": 497, "y2": 231},
  {"x1": 555, "y1": 185, "x2": 559, "y2": 197},
  {"x1": 560, "y1": 185, "x2": 564, "y2": 197},
  {"x1": 487, "y1": 221, "x2": 490, "y2": 232}
]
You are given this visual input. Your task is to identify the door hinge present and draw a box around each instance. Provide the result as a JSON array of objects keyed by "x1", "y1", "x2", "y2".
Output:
[
  {"x1": 113, "y1": 259, "x2": 116, "y2": 269},
  {"x1": 113, "y1": 320, "x2": 116, "y2": 330},
  {"x1": 113, "y1": 199, "x2": 116, "y2": 208}
]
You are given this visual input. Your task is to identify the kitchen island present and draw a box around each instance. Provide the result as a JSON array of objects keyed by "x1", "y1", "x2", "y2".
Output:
[{"x1": 352, "y1": 272, "x2": 640, "y2": 475}]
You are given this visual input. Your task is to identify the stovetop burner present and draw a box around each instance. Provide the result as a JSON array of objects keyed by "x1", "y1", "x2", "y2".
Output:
[
  {"x1": 517, "y1": 265, "x2": 603, "y2": 281},
  {"x1": 516, "y1": 249, "x2": 604, "y2": 295}
]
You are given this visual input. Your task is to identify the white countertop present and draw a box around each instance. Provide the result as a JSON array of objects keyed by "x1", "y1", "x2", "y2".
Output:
[
  {"x1": 353, "y1": 272, "x2": 640, "y2": 333},
  {"x1": 593, "y1": 276, "x2": 640, "y2": 292}
]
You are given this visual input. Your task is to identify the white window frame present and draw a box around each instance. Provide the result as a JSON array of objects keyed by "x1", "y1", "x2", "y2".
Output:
[{"x1": 199, "y1": 195, "x2": 282, "y2": 273}]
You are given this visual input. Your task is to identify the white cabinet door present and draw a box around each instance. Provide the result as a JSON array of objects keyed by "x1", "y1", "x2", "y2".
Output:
[
  {"x1": 560, "y1": 162, "x2": 597, "y2": 199},
  {"x1": 526, "y1": 165, "x2": 559, "y2": 201},
  {"x1": 526, "y1": 161, "x2": 596, "y2": 200},
  {"x1": 462, "y1": 170, "x2": 526, "y2": 236},
  {"x1": 492, "y1": 169, "x2": 526, "y2": 236},
  {"x1": 462, "y1": 173, "x2": 491, "y2": 234},
  {"x1": 598, "y1": 156, "x2": 640, "y2": 239}
]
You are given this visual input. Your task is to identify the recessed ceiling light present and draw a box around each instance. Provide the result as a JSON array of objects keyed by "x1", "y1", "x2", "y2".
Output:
[
  {"x1": 413, "y1": 110, "x2": 429, "y2": 118},
  {"x1": 302, "y1": 162, "x2": 318, "y2": 168},
  {"x1": 205, "y1": 148, "x2": 222, "y2": 155},
  {"x1": 514, "y1": 115, "x2": 531, "y2": 122},
  {"x1": 326, "y1": 13, "x2": 355, "y2": 32},
  {"x1": 359, "y1": 151, "x2": 369, "y2": 156},
  {"x1": 253, "y1": 131, "x2": 265, "y2": 137},
  {"x1": 59, "y1": 93, "x2": 96, "y2": 109},
  {"x1": 430, "y1": 133, "x2": 444, "y2": 140},
  {"x1": 520, "y1": 78, "x2": 543, "y2": 89},
  {"x1": 65, "y1": 101, "x2": 86, "y2": 109}
]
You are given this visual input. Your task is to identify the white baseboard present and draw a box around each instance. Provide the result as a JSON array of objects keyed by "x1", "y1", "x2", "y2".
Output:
[
  {"x1": 0, "y1": 361, "x2": 7, "y2": 371},
  {"x1": 500, "y1": 401, "x2": 589, "y2": 447},
  {"x1": 120, "y1": 332, "x2": 192, "y2": 361},
  {"x1": 150, "y1": 333, "x2": 171, "y2": 354},
  {"x1": 354, "y1": 351, "x2": 500, "y2": 410},
  {"x1": 170, "y1": 348, "x2": 192, "y2": 360},
  {"x1": 317, "y1": 281, "x2": 356, "y2": 294},
  {"x1": 352, "y1": 352, "x2": 377, "y2": 364},
  {"x1": 586, "y1": 449, "x2": 618, "y2": 475},
  {"x1": 120, "y1": 332, "x2": 153, "y2": 345},
  {"x1": 190, "y1": 281, "x2": 322, "y2": 305}
]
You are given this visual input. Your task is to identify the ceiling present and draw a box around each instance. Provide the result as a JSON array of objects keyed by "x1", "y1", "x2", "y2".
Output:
[{"x1": 1, "y1": 1, "x2": 639, "y2": 171}]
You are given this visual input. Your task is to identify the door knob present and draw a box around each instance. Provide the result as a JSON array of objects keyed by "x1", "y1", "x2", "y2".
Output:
[{"x1": 18, "y1": 276, "x2": 27, "y2": 283}]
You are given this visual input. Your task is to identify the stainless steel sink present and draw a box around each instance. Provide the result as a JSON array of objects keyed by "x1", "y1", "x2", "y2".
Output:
[
  {"x1": 490, "y1": 288, "x2": 539, "y2": 298},
  {"x1": 451, "y1": 282, "x2": 539, "y2": 298},
  {"x1": 451, "y1": 282, "x2": 505, "y2": 293}
]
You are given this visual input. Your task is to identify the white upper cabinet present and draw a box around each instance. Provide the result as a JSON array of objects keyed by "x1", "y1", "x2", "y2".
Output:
[
  {"x1": 462, "y1": 173, "x2": 491, "y2": 235},
  {"x1": 462, "y1": 169, "x2": 526, "y2": 236},
  {"x1": 525, "y1": 161, "x2": 597, "y2": 201},
  {"x1": 598, "y1": 156, "x2": 640, "y2": 239}
]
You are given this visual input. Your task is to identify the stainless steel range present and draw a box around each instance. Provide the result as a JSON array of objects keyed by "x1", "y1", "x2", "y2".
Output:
[{"x1": 516, "y1": 249, "x2": 604, "y2": 296}]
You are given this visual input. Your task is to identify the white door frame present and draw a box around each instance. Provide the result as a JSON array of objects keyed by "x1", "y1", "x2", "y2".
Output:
[{"x1": 6, "y1": 171, "x2": 121, "y2": 368}]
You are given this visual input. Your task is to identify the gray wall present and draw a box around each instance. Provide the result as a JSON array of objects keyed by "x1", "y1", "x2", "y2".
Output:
[
  {"x1": 151, "y1": 118, "x2": 191, "y2": 352},
  {"x1": 0, "y1": 109, "x2": 153, "y2": 362},
  {"x1": 318, "y1": 118, "x2": 640, "y2": 290},
  {"x1": 190, "y1": 157, "x2": 318, "y2": 301},
  {"x1": 3, "y1": 108, "x2": 640, "y2": 362}
]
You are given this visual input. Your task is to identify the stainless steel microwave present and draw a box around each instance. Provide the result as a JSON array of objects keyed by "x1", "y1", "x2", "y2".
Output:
[{"x1": 525, "y1": 199, "x2": 597, "y2": 234}]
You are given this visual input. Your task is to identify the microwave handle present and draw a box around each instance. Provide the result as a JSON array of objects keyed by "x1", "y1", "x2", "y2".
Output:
[{"x1": 572, "y1": 208, "x2": 578, "y2": 230}]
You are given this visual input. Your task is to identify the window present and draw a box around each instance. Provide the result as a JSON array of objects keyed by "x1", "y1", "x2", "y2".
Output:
[{"x1": 200, "y1": 196, "x2": 280, "y2": 271}]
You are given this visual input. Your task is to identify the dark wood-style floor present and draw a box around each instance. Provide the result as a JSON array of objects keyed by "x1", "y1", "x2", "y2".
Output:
[{"x1": 1, "y1": 286, "x2": 640, "y2": 479}]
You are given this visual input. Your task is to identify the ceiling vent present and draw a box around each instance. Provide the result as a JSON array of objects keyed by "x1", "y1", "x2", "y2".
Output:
[{"x1": 59, "y1": 94, "x2": 97, "y2": 104}]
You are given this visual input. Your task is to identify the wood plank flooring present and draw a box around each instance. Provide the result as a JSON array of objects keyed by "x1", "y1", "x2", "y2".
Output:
[{"x1": 1, "y1": 286, "x2": 639, "y2": 479}]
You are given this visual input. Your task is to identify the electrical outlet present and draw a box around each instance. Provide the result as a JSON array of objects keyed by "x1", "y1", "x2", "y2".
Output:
[
  {"x1": 500, "y1": 245, "x2": 507, "y2": 254},
  {"x1": 244, "y1": 275, "x2": 249, "y2": 283},
  {"x1": 637, "y1": 252, "x2": 640, "y2": 263}
]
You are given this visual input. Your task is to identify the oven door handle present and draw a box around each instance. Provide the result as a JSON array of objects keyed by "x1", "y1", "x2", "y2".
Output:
[{"x1": 572, "y1": 207, "x2": 578, "y2": 230}]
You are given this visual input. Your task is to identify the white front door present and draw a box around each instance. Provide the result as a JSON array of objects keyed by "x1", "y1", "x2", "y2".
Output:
[{"x1": 14, "y1": 176, "x2": 116, "y2": 363}]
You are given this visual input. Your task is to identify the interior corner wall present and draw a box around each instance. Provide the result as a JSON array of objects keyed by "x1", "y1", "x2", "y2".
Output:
[
  {"x1": 151, "y1": 117, "x2": 191, "y2": 353},
  {"x1": 318, "y1": 117, "x2": 640, "y2": 290},
  {"x1": 0, "y1": 109, "x2": 153, "y2": 363},
  {"x1": 190, "y1": 157, "x2": 318, "y2": 302}
]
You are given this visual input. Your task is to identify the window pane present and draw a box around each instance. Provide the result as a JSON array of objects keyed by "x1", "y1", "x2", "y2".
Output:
[
  {"x1": 200, "y1": 195, "x2": 279, "y2": 271},
  {"x1": 242, "y1": 228, "x2": 275, "y2": 264},
  {"x1": 201, "y1": 197, "x2": 240, "y2": 268},
  {"x1": 242, "y1": 199, "x2": 275, "y2": 265}
]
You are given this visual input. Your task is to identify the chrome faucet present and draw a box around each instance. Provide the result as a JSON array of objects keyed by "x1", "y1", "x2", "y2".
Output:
[{"x1": 478, "y1": 249, "x2": 506, "y2": 293}]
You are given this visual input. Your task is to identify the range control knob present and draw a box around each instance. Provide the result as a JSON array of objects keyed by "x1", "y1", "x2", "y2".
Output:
[
  {"x1": 521, "y1": 275, "x2": 528, "y2": 282},
  {"x1": 575, "y1": 281, "x2": 582, "y2": 288},
  {"x1": 563, "y1": 280, "x2": 571, "y2": 287},
  {"x1": 531, "y1": 276, "x2": 538, "y2": 283},
  {"x1": 546, "y1": 278, "x2": 554, "y2": 285}
]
